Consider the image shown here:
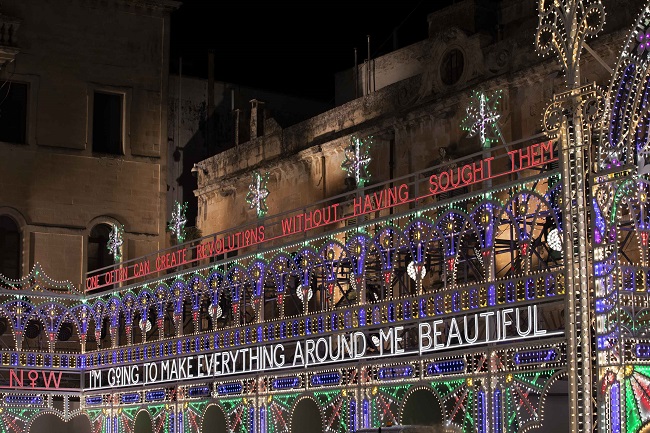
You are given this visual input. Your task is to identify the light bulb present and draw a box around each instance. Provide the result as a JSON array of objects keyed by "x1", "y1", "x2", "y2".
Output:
[
  {"x1": 407, "y1": 261, "x2": 426, "y2": 281},
  {"x1": 548, "y1": 228, "x2": 562, "y2": 252}
]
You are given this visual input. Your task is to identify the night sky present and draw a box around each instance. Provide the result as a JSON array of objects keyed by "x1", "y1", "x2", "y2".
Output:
[{"x1": 170, "y1": 1, "x2": 454, "y2": 103}]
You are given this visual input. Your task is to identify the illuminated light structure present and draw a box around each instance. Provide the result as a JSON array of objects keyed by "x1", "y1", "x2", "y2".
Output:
[
  {"x1": 107, "y1": 223, "x2": 124, "y2": 262},
  {"x1": 2, "y1": 2, "x2": 650, "y2": 433},
  {"x1": 0, "y1": 137, "x2": 568, "y2": 433},
  {"x1": 169, "y1": 201, "x2": 188, "y2": 243},
  {"x1": 592, "y1": 3, "x2": 650, "y2": 433},
  {"x1": 341, "y1": 135, "x2": 372, "y2": 188},
  {"x1": 247, "y1": 171, "x2": 271, "y2": 217},
  {"x1": 461, "y1": 90, "x2": 504, "y2": 148}
]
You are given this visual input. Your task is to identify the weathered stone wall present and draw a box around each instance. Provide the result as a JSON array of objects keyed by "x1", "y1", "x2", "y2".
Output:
[{"x1": 0, "y1": 0, "x2": 176, "y2": 287}]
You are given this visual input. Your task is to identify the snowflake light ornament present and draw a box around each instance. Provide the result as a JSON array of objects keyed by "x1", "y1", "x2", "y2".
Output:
[
  {"x1": 107, "y1": 224, "x2": 124, "y2": 262},
  {"x1": 168, "y1": 201, "x2": 188, "y2": 243},
  {"x1": 461, "y1": 90, "x2": 503, "y2": 148},
  {"x1": 341, "y1": 135, "x2": 372, "y2": 187},
  {"x1": 246, "y1": 171, "x2": 270, "y2": 217}
]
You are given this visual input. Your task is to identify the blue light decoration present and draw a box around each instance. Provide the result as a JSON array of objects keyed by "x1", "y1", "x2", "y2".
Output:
[
  {"x1": 611, "y1": 382, "x2": 621, "y2": 433},
  {"x1": 493, "y1": 389, "x2": 502, "y2": 433},
  {"x1": 635, "y1": 344, "x2": 650, "y2": 359},
  {"x1": 477, "y1": 389, "x2": 487, "y2": 433},
  {"x1": 272, "y1": 376, "x2": 301, "y2": 390},
  {"x1": 217, "y1": 382, "x2": 243, "y2": 395},
  {"x1": 378, "y1": 366, "x2": 414, "y2": 380},
  {"x1": 426, "y1": 359, "x2": 465, "y2": 375},
  {"x1": 606, "y1": 63, "x2": 635, "y2": 169},
  {"x1": 311, "y1": 372, "x2": 341, "y2": 386},
  {"x1": 349, "y1": 399, "x2": 357, "y2": 432},
  {"x1": 5, "y1": 395, "x2": 43, "y2": 406},
  {"x1": 187, "y1": 386, "x2": 210, "y2": 397},
  {"x1": 120, "y1": 393, "x2": 141, "y2": 404},
  {"x1": 363, "y1": 398, "x2": 370, "y2": 429},
  {"x1": 145, "y1": 389, "x2": 166, "y2": 402},
  {"x1": 341, "y1": 135, "x2": 372, "y2": 187},
  {"x1": 85, "y1": 396, "x2": 103, "y2": 405},
  {"x1": 513, "y1": 349, "x2": 558, "y2": 365},
  {"x1": 246, "y1": 171, "x2": 270, "y2": 217},
  {"x1": 168, "y1": 201, "x2": 188, "y2": 243}
]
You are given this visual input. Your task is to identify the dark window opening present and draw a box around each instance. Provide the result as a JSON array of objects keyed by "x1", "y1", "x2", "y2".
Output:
[
  {"x1": 0, "y1": 216, "x2": 20, "y2": 279},
  {"x1": 440, "y1": 49, "x2": 464, "y2": 86},
  {"x1": 93, "y1": 91, "x2": 123, "y2": 154},
  {"x1": 87, "y1": 224, "x2": 113, "y2": 273},
  {"x1": 0, "y1": 82, "x2": 28, "y2": 144}
]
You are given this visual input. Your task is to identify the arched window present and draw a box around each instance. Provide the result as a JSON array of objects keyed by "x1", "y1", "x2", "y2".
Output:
[
  {"x1": 87, "y1": 224, "x2": 113, "y2": 273},
  {"x1": 0, "y1": 216, "x2": 20, "y2": 279}
]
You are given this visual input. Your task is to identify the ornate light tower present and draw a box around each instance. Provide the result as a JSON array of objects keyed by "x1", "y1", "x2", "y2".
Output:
[{"x1": 536, "y1": 1, "x2": 606, "y2": 432}]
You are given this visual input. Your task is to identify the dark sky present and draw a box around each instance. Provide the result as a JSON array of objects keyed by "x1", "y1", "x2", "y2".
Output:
[{"x1": 170, "y1": 1, "x2": 454, "y2": 103}]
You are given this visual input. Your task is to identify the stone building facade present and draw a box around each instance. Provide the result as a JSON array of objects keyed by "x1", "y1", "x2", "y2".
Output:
[{"x1": 0, "y1": 0, "x2": 178, "y2": 289}]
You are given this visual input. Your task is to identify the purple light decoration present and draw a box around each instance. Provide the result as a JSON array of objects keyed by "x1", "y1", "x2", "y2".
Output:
[
  {"x1": 611, "y1": 381, "x2": 621, "y2": 433},
  {"x1": 638, "y1": 28, "x2": 650, "y2": 54},
  {"x1": 350, "y1": 399, "x2": 357, "y2": 432},
  {"x1": 260, "y1": 405, "x2": 266, "y2": 433}
]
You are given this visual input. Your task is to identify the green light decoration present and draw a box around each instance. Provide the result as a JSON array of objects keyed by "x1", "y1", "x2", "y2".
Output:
[
  {"x1": 168, "y1": 201, "x2": 188, "y2": 243},
  {"x1": 107, "y1": 223, "x2": 124, "y2": 262},
  {"x1": 342, "y1": 135, "x2": 372, "y2": 187},
  {"x1": 461, "y1": 89, "x2": 504, "y2": 148},
  {"x1": 246, "y1": 171, "x2": 270, "y2": 217}
]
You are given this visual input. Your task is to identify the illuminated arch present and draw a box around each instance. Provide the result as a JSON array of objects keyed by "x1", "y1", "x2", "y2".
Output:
[
  {"x1": 28, "y1": 411, "x2": 91, "y2": 433},
  {"x1": 290, "y1": 394, "x2": 325, "y2": 433},
  {"x1": 399, "y1": 385, "x2": 444, "y2": 426},
  {"x1": 201, "y1": 403, "x2": 229, "y2": 433}
]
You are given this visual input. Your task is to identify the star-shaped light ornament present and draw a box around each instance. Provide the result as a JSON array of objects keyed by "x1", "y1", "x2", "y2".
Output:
[
  {"x1": 168, "y1": 201, "x2": 188, "y2": 243},
  {"x1": 246, "y1": 171, "x2": 270, "y2": 217},
  {"x1": 461, "y1": 90, "x2": 503, "y2": 148},
  {"x1": 341, "y1": 135, "x2": 372, "y2": 187},
  {"x1": 107, "y1": 224, "x2": 124, "y2": 263}
]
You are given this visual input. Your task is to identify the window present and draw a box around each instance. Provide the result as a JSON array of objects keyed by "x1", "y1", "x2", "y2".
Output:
[
  {"x1": 93, "y1": 91, "x2": 123, "y2": 154},
  {"x1": 0, "y1": 82, "x2": 28, "y2": 144},
  {"x1": 87, "y1": 224, "x2": 113, "y2": 273},
  {"x1": 440, "y1": 49, "x2": 464, "y2": 86},
  {"x1": 0, "y1": 216, "x2": 20, "y2": 279}
]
